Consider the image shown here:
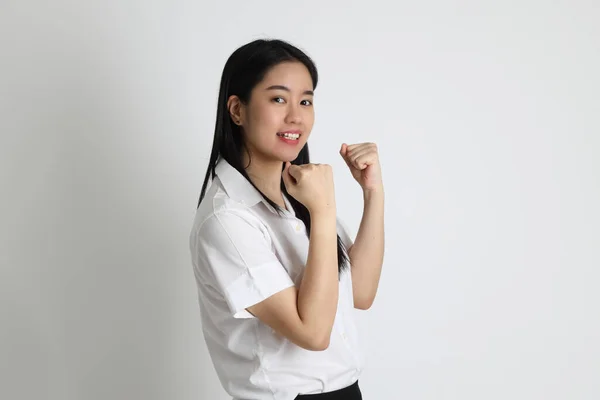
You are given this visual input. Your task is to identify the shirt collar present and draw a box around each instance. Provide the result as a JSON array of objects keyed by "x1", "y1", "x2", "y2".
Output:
[
  {"x1": 214, "y1": 158, "x2": 295, "y2": 216},
  {"x1": 214, "y1": 157, "x2": 266, "y2": 208}
]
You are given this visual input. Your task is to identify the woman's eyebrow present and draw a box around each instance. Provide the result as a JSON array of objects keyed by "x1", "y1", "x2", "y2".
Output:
[{"x1": 265, "y1": 85, "x2": 314, "y2": 95}]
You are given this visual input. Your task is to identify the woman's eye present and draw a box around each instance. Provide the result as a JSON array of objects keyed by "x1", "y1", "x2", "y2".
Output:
[{"x1": 272, "y1": 97, "x2": 312, "y2": 106}]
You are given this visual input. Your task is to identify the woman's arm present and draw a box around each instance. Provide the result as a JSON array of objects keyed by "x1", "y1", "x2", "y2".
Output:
[
  {"x1": 338, "y1": 141, "x2": 385, "y2": 310},
  {"x1": 248, "y1": 162, "x2": 340, "y2": 351},
  {"x1": 349, "y1": 186, "x2": 385, "y2": 309},
  {"x1": 247, "y1": 210, "x2": 339, "y2": 350}
]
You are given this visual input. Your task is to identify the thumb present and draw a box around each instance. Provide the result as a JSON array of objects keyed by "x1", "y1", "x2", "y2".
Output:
[
  {"x1": 340, "y1": 143, "x2": 352, "y2": 167},
  {"x1": 282, "y1": 161, "x2": 294, "y2": 188},
  {"x1": 287, "y1": 162, "x2": 303, "y2": 181}
]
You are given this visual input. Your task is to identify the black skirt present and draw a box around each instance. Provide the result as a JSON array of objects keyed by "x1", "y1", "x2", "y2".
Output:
[{"x1": 295, "y1": 380, "x2": 362, "y2": 399}]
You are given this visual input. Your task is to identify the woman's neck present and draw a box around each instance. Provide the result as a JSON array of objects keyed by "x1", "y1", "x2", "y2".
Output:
[{"x1": 243, "y1": 155, "x2": 286, "y2": 208}]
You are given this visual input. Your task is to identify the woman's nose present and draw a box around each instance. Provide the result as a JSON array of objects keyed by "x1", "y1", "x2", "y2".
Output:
[{"x1": 285, "y1": 105, "x2": 302, "y2": 124}]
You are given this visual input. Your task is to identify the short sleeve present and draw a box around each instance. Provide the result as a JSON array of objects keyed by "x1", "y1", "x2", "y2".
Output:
[
  {"x1": 193, "y1": 210, "x2": 295, "y2": 319},
  {"x1": 336, "y1": 216, "x2": 355, "y2": 249}
]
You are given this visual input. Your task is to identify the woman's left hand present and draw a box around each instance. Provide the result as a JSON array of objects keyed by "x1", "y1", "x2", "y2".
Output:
[{"x1": 340, "y1": 142, "x2": 383, "y2": 192}]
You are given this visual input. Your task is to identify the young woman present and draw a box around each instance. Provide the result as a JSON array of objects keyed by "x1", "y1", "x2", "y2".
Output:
[{"x1": 189, "y1": 39, "x2": 385, "y2": 400}]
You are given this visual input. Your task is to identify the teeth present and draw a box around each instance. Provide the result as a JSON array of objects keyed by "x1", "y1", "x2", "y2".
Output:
[{"x1": 279, "y1": 132, "x2": 300, "y2": 140}]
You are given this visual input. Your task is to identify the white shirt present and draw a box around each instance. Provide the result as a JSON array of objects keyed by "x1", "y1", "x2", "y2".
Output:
[{"x1": 189, "y1": 158, "x2": 364, "y2": 400}]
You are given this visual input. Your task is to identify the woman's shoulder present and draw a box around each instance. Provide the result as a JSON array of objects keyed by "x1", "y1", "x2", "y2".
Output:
[
  {"x1": 193, "y1": 203, "x2": 264, "y2": 237},
  {"x1": 192, "y1": 187, "x2": 267, "y2": 242},
  {"x1": 195, "y1": 176, "x2": 260, "y2": 223}
]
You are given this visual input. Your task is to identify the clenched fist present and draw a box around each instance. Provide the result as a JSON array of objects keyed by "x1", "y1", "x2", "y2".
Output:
[{"x1": 339, "y1": 142, "x2": 383, "y2": 192}]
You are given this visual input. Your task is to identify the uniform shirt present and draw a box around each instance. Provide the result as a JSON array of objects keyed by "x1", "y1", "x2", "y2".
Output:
[{"x1": 189, "y1": 158, "x2": 364, "y2": 400}]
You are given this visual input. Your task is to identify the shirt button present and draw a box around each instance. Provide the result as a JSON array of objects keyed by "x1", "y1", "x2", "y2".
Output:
[
  {"x1": 295, "y1": 224, "x2": 301, "y2": 231},
  {"x1": 341, "y1": 332, "x2": 348, "y2": 340}
]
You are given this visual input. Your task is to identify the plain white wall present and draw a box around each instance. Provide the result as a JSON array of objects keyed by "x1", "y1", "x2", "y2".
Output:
[{"x1": 1, "y1": 1, "x2": 599, "y2": 399}]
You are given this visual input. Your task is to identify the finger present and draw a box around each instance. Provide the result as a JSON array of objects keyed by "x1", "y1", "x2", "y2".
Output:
[
  {"x1": 346, "y1": 143, "x2": 369, "y2": 152},
  {"x1": 282, "y1": 162, "x2": 295, "y2": 187},
  {"x1": 340, "y1": 143, "x2": 353, "y2": 167},
  {"x1": 348, "y1": 143, "x2": 378, "y2": 157},
  {"x1": 352, "y1": 153, "x2": 376, "y2": 170},
  {"x1": 347, "y1": 142, "x2": 377, "y2": 155},
  {"x1": 340, "y1": 143, "x2": 348, "y2": 156},
  {"x1": 286, "y1": 163, "x2": 302, "y2": 181},
  {"x1": 348, "y1": 147, "x2": 373, "y2": 166}
]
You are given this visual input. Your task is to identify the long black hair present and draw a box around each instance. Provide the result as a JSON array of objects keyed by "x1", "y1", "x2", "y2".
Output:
[{"x1": 197, "y1": 38, "x2": 349, "y2": 276}]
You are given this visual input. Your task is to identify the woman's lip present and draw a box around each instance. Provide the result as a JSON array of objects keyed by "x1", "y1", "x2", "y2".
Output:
[{"x1": 278, "y1": 135, "x2": 301, "y2": 144}]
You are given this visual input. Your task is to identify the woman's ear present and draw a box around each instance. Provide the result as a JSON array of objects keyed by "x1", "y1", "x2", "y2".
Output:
[{"x1": 227, "y1": 95, "x2": 243, "y2": 126}]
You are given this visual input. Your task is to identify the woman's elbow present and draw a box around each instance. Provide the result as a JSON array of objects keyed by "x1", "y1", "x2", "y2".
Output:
[
  {"x1": 306, "y1": 335, "x2": 331, "y2": 351},
  {"x1": 297, "y1": 330, "x2": 331, "y2": 351},
  {"x1": 354, "y1": 296, "x2": 375, "y2": 310}
]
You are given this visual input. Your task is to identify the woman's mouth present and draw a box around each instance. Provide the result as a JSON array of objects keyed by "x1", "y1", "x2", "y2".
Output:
[
  {"x1": 276, "y1": 132, "x2": 301, "y2": 140},
  {"x1": 276, "y1": 132, "x2": 302, "y2": 145}
]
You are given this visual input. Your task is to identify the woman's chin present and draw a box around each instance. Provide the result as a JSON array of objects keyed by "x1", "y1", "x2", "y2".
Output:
[
  {"x1": 273, "y1": 150, "x2": 301, "y2": 163},
  {"x1": 260, "y1": 145, "x2": 303, "y2": 163}
]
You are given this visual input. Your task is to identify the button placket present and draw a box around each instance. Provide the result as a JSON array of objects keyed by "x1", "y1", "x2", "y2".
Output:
[{"x1": 289, "y1": 218, "x2": 304, "y2": 233}]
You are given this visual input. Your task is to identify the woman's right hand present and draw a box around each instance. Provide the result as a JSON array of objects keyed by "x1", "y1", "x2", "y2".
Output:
[{"x1": 282, "y1": 162, "x2": 336, "y2": 213}]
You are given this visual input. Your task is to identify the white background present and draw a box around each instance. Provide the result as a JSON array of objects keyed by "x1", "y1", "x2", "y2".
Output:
[{"x1": 1, "y1": 1, "x2": 599, "y2": 399}]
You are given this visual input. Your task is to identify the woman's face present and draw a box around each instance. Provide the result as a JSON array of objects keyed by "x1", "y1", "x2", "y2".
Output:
[{"x1": 238, "y1": 61, "x2": 315, "y2": 164}]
